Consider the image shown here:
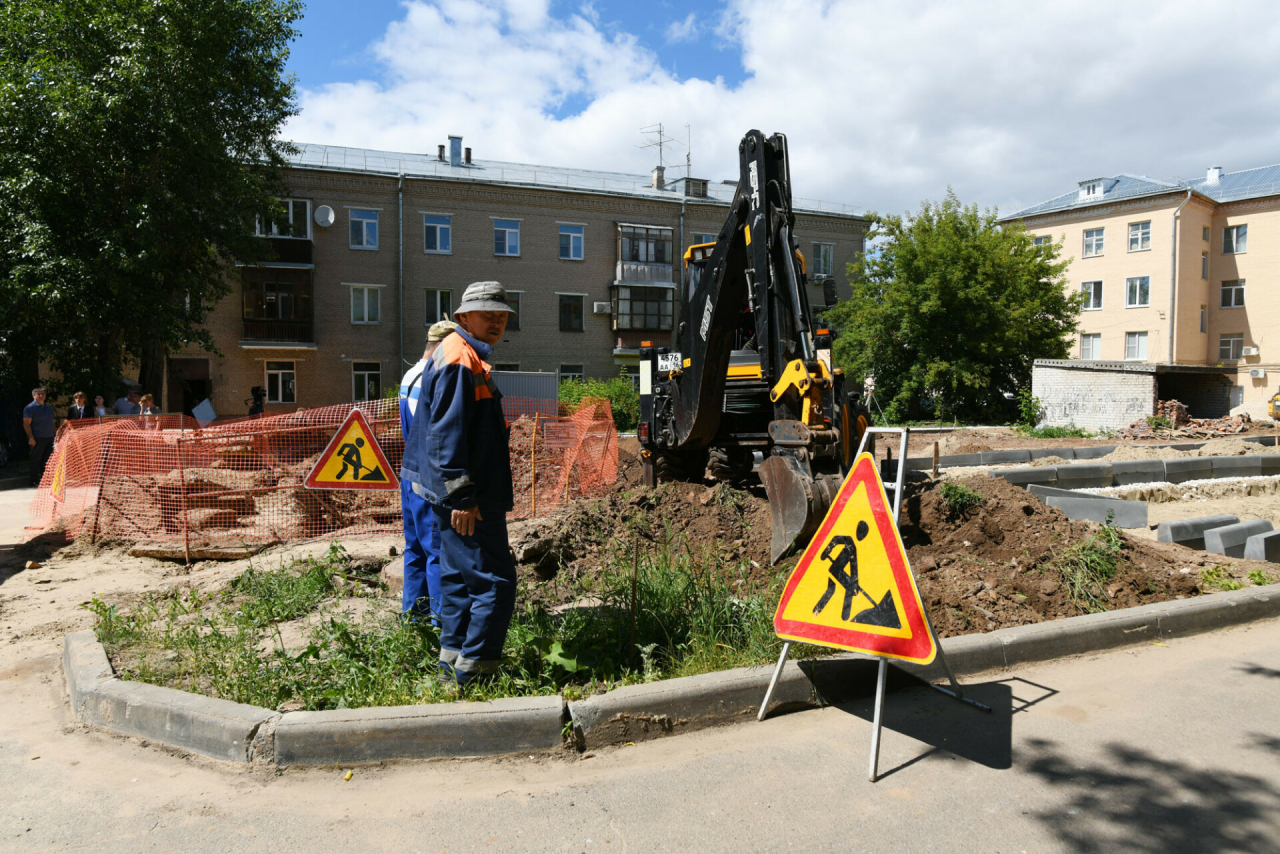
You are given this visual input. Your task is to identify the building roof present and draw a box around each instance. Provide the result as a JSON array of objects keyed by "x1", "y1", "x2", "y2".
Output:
[
  {"x1": 1004, "y1": 163, "x2": 1280, "y2": 220},
  {"x1": 285, "y1": 142, "x2": 864, "y2": 220}
]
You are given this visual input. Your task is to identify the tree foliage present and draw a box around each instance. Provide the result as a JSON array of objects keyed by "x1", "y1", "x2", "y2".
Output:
[
  {"x1": 558, "y1": 371, "x2": 640, "y2": 432},
  {"x1": 826, "y1": 191, "x2": 1076, "y2": 423},
  {"x1": 0, "y1": 0, "x2": 302, "y2": 398}
]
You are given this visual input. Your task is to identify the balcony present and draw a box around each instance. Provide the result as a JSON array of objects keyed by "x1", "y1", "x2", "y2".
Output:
[
  {"x1": 615, "y1": 261, "x2": 673, "y2": 284},
  {"x1": 266, "y1": 238, "x2": 313, "y2": 265},
  {"x1": 240, "y1": 319, "x2": 316, "y2": 348}
]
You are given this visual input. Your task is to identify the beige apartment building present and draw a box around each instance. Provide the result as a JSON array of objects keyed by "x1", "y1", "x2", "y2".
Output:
[
  {"x1": 167, "y1": 138, "x2": 865, "y2": 418},
  {"x1": 1003, "y1": 164, "x2": 1280, "y2": 414}
]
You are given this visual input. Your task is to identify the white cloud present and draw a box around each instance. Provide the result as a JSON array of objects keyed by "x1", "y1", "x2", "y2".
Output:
[
  {"x1": 286, "y1": 0, "x2": 1280, "y2": 216},
  {"x1": 665, "y1": 13, "x2": 698, "y2": 44}
]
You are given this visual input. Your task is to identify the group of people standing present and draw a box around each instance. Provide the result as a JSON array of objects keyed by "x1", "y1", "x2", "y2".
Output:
[
  {"x1": 398, "y1": 281, "x2": 518, "y2": 687},
  {"x1": 21, "y1": 386, "x2": 162, "y2": 486}
]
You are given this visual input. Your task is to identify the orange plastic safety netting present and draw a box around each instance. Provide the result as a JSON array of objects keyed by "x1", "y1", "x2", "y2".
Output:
[{"x1": 25, "y1": 396, "x2": 618, "y2": 548}]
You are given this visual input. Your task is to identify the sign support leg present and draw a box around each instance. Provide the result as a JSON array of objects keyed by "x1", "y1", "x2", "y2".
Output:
[
  {"x1": 757, "y1": 642, "x2": 792, "y2": 721},
  {"x1": 868, "y1": 657, "x2": 888, "y2": 781}
]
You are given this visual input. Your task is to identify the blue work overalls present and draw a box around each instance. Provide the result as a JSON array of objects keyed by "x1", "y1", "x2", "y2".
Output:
[{"x1": 398, "y1": 360, "x2": 442, "y2": 622}]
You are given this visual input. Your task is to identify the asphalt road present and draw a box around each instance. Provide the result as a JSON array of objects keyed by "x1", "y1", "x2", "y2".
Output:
[{"x1": 2, "y1": 611, "x2": 1278, "y2": 852}]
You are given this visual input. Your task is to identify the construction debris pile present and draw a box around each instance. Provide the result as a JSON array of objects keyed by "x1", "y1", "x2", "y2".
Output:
[{"x1": 1118, "y1": 401, "x2": 1255, "y2": 440}]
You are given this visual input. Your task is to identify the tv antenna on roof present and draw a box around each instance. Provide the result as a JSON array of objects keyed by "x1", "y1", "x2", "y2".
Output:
[{"x1": 638, "y1": 123, "x2": 687, "y2": 174}]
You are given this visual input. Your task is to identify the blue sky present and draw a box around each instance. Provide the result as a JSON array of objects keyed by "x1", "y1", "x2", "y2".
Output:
[{"x1": 282, "y1": 1, "x2": 1280, "y2": 216}]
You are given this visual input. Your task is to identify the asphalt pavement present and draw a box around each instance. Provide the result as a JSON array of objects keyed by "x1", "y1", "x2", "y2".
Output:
[{"x1": 2, "y1": 613, "x2": 1277, "y2": 852}]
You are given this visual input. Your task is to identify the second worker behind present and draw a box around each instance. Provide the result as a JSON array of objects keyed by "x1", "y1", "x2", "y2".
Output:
[{"x1": 401, "y1": 282, "x2": 517, "y2": 687}]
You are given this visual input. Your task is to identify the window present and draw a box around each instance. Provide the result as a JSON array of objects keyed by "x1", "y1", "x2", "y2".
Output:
[
  {"x1": 1125, "y1": 276, "x2": 1150, "y2": 308},
  {"x1": 559, "y1": 364, "x2": 584, "y2": 383},
  {"x1": 350, "y1": 285, "x2": 381, "y2": 324},
  {"x1": 1202, "y1": 225, "x2": 1210, "y2": 242},
  {"x1": 1219, "y1": 333, "x2": 1244, "y2": 361},
  {"x1": 812, "y1": 243, "x2": 835, "y2": 278},
  {"x1": 242, "y1": 269, "x2": 312, "y2": 321},
  {"x1": 1083, "y1": 228, "x2": 1104, "y2": 257},
  {"x1": 265, "y1": 361, "x2": 295, "y2": 404},
  {"x1": 425, "y1": 289, "x2": 452, "y2": 324},
  {"x1": 619, "y1": 225, "x2": 674, "y2": 282},
  {"x1": 559, "y1": 224, "x2": 585, "y2": 260},
  {"x1": 506, "y1": 291, "x2": 522, "y2": 331},
  {"x1": 424, "y1": 214, "x2": 451, "y2": 254},
  {"x1": 350, "y1": 209, "x2": 378, "y2": 249},
  {"x1": 559, "y1": 294, "x2": 584, "y2": 332},
  {"x1": 691, "y1": 232, "x2": 716, "y2": 246},
  {"x1": 352, "y1": 362, "x2": 380, "y2": 401},
  {"x1": 494, "y1": 219, "x2": 520, "y2": 256},
  {"x1": 493, "y1": 363, "x2": 520, "y2": 372},
  {"x1": 1033, "y1": 235, "x2": 1052, "y2": 248},
  {"x1": 256, "y1": 198, "x2": 310, "y2": 239},
  {"x1": 1125, "y1": 332, "x2": 1148, "y2": 361},
  {"x1": 1201, "y1": 251, "x2": 1209, "y2": 280},
  {"x1": 615, "y1": 286, "x2": 674, "y2": 331},
  {"x1": 1223, "y1": 224, "x2": 1247, "y2": 254},
  {"x1": 1221, "y1": 279, "x2": 1245, "y2": 309},
  {"x1": 1128, "y1": 221, "x2": 1151, "y2": 252},
  {"x1": 1200, "y1": 305, "x2": 1207, "y2": 334},
  {"x1": 1081, "y1": 281, "x2": 1103, "y2": 311},
  {"x1": 1081, "y1": 333, "x2": 1101, "y2": 360}
]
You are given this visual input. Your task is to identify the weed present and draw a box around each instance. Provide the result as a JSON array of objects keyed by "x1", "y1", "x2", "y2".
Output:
[
  {"x1": 1145, "y1": 415, "x2": 1172, "y2": 430},
  {"x1": 1055, "y1": 526, "x2": 1123, "y2": 613},
  {"x1": 1248, "y1": 569, "x2": 1273, "y2": 586},
  {"x1": 1024, "y1": 425, "x2": 1090, "y2": 439},
  {"x1": 1200, "y1": 567, "x2": 1243, "y2": 592},
  {"x1": 1016, "y1": 388, "x2": 1041, "y2": 429},
  {"x1": 939, "y1": 481, "x2": 984, "y2": 516}
]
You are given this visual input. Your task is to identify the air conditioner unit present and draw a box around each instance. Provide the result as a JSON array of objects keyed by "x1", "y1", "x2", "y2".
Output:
[
  {"x1": 1250, "y1": 368, "x2": 1266, "y2": 379},
  {"x1": 1242, "y1": 346, "x2": 1260, "y2": 356},
  {"x1": 593, "y1": 301, "x2": 611, "y2": 315}
]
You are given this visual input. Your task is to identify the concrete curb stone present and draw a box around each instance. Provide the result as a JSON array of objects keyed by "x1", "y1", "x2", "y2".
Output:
[
  {"x1": 1210, "y1": 455, "x2": 1263, "y2": 479},
  {"x1": 1070, "y1": 445, "x2": 1116, "y2": 460},
  {"x1": 1158, "y1": 515, "x2": 1239, "y2": 550},
  {"x1": 1110, "y1": 459, "x2": 1167, "y2": 485},
  {"x1": 991, "y1": 466, "x2": 1057, "y2": 487},
  {"x1": 1165, "y1": 457, "x2": 1214, "y2": 483},
  {"x1": 1204, "y1": 519, "x2": 1274, "y2": 558},
  {"x1": 1055, "y1": 463, "x2": 1113, "y2": 489},
  {"x1": 274, "y1": 696, "x2": 566, "y2": 765},
  {"x1": 1045, "y1": 495, "x2": 1148, "y2": 528}
]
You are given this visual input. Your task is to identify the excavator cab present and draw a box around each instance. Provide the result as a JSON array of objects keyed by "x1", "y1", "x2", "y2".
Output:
[{"x1": 639, "y1": 130, "x2": 869, "y2": 563}]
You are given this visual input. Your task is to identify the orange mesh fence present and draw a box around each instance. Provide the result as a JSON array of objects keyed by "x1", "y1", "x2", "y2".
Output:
[{"x1": 26, "y1": 396, "x2": 618, "y2": 548}]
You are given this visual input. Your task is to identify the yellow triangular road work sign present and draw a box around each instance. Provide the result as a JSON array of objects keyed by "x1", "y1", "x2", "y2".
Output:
[
  {"x1": 304, "y1": 409, "x2": 399, "y2": 491},
  {"x1": 773, "y1": 453, "x2": 936, "y2": 664}
]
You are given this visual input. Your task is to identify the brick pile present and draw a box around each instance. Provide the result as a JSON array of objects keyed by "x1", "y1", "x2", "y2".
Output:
[{"x1": 1118, "y1": 401, "x2": 1252, "y2": 440}]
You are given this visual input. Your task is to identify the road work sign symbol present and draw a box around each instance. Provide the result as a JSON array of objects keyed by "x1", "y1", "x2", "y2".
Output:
[
  {"x1": 773, "y1": 453, "x2": 936, "y2": 664},
  {"x1": 304, "y1": 409, "x2": 399, "y2": 491}
]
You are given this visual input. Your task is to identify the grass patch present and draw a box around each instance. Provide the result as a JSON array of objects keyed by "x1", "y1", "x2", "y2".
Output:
[
  {"x1": 1054, "y1": 525, "x2": 1123, "y2": 612},
  {"x1": 88, "y1": 540, "x2": 825, "y2": 711},
  {"x1": 1248, "y1": 569, "x2": 1273, "y2": 586},
  {"x1": 1015, "y1": 425, "x2": 1091, "y2": 439},
  {"x1": 939, "y1": 481, "x2": 984, "y2": 516},
  {"x1": 1200, "y1": 567, "x2": 1243, "y2": 592}
]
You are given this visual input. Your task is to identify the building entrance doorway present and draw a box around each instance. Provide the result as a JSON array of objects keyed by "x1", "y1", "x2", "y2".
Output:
[{"x1": 167, "y1": 358, "x2": 212, "y2": 417}]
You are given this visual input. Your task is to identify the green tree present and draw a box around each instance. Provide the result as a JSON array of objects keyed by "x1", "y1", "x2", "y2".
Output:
[
  {"x1": 0, "y1": 0, "x2": 302, "y2": 400},
  {"x1": 558, "y1": 370, "x2": 640, "y2": 432},
  {"x1": 826, "y1": 190, "x2": 1076, "y2": 423}
]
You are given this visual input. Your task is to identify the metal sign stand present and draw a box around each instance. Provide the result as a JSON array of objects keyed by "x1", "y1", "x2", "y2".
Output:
[{"x1": 757, "y1": 427, "x2": 991, "y2": 781}]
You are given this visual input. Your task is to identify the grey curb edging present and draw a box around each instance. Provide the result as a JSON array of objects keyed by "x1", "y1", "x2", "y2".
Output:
[{"x1": 63, "y1": 585, "x2": 1280, "y2": 763}]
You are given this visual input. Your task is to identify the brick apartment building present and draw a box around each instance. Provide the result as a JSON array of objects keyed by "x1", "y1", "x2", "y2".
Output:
[
  {"x1": 167, "y1": 137, "x2": 866, "y2": 418},
  {"x1": 1002, "y1": 164, "x2": 1280, "y2": 426}
]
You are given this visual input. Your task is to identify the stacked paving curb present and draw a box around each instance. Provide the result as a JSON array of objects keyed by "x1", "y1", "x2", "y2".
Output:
[{"x1": 63, "y1": 584, "x2": 1279, "y2": 765}]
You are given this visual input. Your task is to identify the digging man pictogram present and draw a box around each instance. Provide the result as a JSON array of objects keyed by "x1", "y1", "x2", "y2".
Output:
[
  {"x1": 335, "y1": 437, "x2": 386, "y2": 482},
  {"x1": 812, "y1": 520, "x2": 901, "y2": 629}
]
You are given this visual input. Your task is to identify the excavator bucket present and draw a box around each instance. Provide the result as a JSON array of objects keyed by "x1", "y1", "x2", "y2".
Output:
[{"x1": 758, "y1": 455, "x2": 831, "y2": 564}]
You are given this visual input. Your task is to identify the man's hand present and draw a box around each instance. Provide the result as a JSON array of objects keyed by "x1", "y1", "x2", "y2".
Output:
[
  {"x1": 451, "y1": 506, "x2": 482, "y2": 537},
  {"x1": 27, "y1": 436, "x2": 35, "y2": 447}
]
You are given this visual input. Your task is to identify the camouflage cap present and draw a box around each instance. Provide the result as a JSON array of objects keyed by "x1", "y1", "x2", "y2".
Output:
[{"x1": 427, "y1": 319, "x2": 459, "y2": 343}]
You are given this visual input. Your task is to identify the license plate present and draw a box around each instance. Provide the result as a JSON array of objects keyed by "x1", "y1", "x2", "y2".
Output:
[{"x1": 657, "y1": 352, "x2": 683, "y2": 373}]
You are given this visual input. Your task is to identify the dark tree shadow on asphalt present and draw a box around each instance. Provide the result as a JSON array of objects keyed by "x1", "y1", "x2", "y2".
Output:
[
  {"x1": 1022, "y1": 737, "x2": 1280, "y2": 853},
  {"x1": 1238, "y1": 662, "x2": 1280, "y2": 680},
  {"x1": 804, "y1": 659, "x2": 1057, "y2": 778}
]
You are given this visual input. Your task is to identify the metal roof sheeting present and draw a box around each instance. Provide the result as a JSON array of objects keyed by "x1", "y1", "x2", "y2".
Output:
[
  {"x1": 286, "y1": 142, "x2": 863, "y2": 219},
  {"x1": 1006, "y1": 164, "x2": 1280, "y2": 220}
]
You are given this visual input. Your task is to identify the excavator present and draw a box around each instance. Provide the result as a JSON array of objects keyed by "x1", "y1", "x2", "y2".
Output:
[{"x1": 637, "y1": 129, "x2": 869, "y2": 564}]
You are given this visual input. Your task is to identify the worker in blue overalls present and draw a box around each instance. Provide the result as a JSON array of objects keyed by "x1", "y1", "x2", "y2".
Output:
[
  {"x1": 401, "y1": 282, "x2": 516, "y2": 686},
  {"x1": 398, "y1": 319, "x2": 458, "y2": 622}
]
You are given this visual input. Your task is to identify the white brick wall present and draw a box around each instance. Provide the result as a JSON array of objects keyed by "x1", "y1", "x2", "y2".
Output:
[{"x1": 1032, "y1": 364, "x2": 1157, "y2": 431}]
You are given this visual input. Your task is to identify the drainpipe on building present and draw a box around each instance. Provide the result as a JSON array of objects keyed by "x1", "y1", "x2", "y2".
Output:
[
  {"x1": 1168, "y1": 189, "x2": 1192, "y2": 363},
  {"x1": 398, "y1": 173, "x2": 405, "y2": 373}
]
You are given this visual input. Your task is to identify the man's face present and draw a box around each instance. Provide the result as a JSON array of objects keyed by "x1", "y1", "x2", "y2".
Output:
[
  {"x1": 457, "y1": 310, "x2": 509, "y2": 346},
  {"x1": 32, "y1": 390, "x2": 45, "y2": 403},
  {"x1": 128, "y1": 391, "x2": 139, "y2": 403}
]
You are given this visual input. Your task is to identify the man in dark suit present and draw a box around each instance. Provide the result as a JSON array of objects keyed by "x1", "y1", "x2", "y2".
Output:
[{"x1": 67, "y1": 392, "x2": 90, "y2": 421}]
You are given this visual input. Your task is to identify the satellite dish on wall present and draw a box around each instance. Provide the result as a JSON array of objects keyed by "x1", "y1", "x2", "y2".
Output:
[{"x1": 314, "y1": 205, "x2": 335, "y2": 227}]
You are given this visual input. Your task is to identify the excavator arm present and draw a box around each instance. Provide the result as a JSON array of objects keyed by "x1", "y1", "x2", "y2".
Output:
[{"x1": 639, "y1": 130, "x2": 863, "y2": 563}]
